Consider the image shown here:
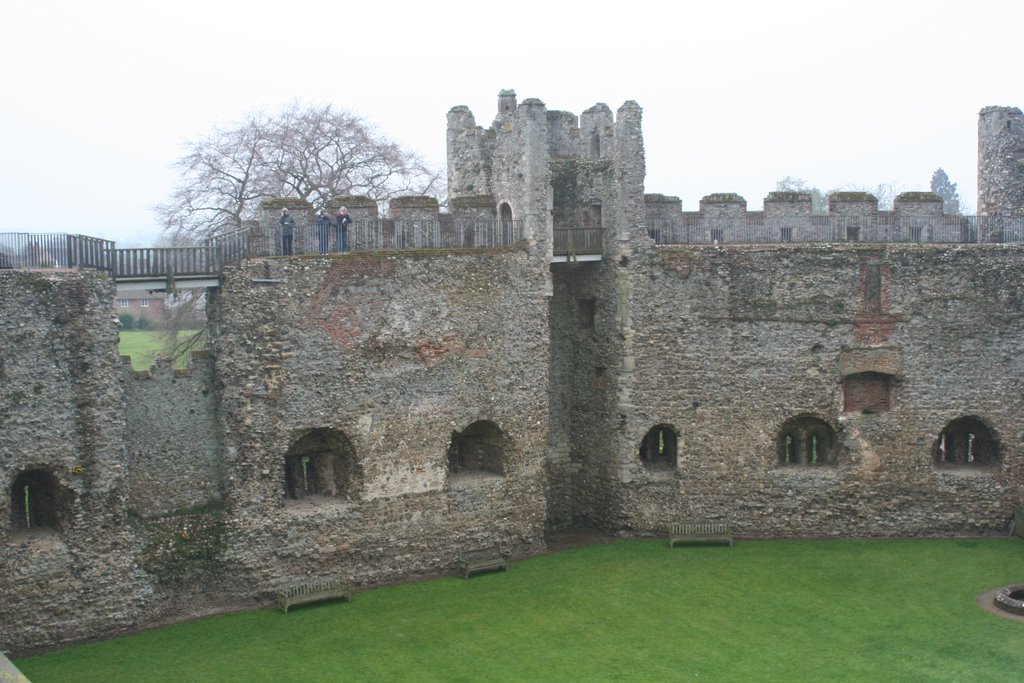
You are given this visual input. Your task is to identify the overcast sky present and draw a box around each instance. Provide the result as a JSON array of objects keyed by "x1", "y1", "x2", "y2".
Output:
[{"x1": 2, "y1": 0, "x2": 1021, "y2": 246}]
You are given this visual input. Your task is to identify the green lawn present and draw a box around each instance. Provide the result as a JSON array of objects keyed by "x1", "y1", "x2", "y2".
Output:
[
  {"x1": 16, "y1": 538, "x2": 1024, "y2": 682},
  {"x1": 118, "y1": 329, "x2": 202, "y2": 370}
]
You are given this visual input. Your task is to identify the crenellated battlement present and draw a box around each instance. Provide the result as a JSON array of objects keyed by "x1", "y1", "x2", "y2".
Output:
[{"x1": 644, "y1": 191, "x2": 1023, "y2": 245}]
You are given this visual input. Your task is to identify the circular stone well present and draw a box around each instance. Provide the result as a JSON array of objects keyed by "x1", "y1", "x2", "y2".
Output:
[{"x1": 993, "y1": 584, "x2": 1024, "y2": 616}]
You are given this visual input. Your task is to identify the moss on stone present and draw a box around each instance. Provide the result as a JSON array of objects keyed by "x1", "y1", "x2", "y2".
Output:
[
  {"x1": 702, "y1": 193, "x2": 746, "y2": 204},
  {"x1": 261, "y1": 198, "x2": 313, "y2": 210},
  {"x1": 829, "y1": 192, "x2": 878, "y2": 203},
  {"x1": 390, "y1": 196, "x2": 440, "y2": 209},
  {"x1": 644, "y1": 193, "x2": 681, "y2": 204},
  {"x1": 136, "y1": 507, "x2": 226, "y2": 583},
  {"x1": 26, "y1": 275, "x2": 54, "y2": 293},
  {"x1": 328, "y1": 195, "x2": 378, "y2": 209},
  {"x1": 766, "y1": 192, "x2": 812, "y2": 203},
  {"x1": 895, "y1": 192, "x2": 942, "y2": 203}
]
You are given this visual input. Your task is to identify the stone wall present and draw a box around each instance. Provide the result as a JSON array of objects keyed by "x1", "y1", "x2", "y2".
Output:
[
  {"x1": 549, "y1": 261, "x2": 630, "y2": 527},
  {"x1": 206, "y1": 248, "x2": 551, "y2": 593},
  {"x1": 0, "y1": 270, "x2": 148, "y2": 654},
  {"x1": 125, "y1": 352, "x2": 223, "y2": 518},
  {"x1": 565, "y1": 244, "x2": 1024, "y2": 537}
]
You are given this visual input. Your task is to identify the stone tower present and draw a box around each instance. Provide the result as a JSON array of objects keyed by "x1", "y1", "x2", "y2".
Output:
[{"x1": 978, "y1": 106, "x2": 1024, "y2": 216}]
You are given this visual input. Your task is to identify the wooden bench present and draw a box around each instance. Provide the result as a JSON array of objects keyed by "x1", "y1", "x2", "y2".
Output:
[
  {"x1": 276, "y1": 576, "x2": 352, "y2": 613},
  {"x1": 667, "y1": 521, "x2": 733, "y2": 547},
  {"x1": 457, "y1": 545, "x2": 510, "y2": 579}
]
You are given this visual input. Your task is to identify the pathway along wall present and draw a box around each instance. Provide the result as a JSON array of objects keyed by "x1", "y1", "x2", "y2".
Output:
[
  {"x1": 206, "y1": 248, "x2": 551, "y2": 594},
  {"x1": 551, "y1": 244, "x2": 1024, "y2": 536}
]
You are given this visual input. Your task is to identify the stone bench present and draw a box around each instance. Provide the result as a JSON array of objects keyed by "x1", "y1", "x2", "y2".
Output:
[
  {"x1": 667, "y1": 521, "x2": 733, "y2": 547},
  {"x1": 276, "y1": 575, "x2": 352, "y2": 613},
  {"x1": 457, "y1": 545, "x2": 510, "y2": 578}
]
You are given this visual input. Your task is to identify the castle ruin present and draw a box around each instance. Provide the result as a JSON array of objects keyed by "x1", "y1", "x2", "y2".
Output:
[{"x1": 3, "y1": 93, "x2": 1024, "y2": 654}]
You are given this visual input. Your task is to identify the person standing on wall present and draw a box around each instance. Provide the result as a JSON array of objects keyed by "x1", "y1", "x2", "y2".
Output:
[
  {"x1": 335, "y1": 207, "x2": 352, "y2": 252},
  {"x1": 316, "y1": 209, "x2": 332, "y2": 254},
  {"x1": 279, "y1": 208, "x2": 295, "y2": 256}
]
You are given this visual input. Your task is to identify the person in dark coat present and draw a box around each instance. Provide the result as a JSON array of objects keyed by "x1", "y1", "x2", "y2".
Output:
[
  {"x1": 335, "y1": 207, "x2": 352, "y2": 253},
  {"x1": 316, "y1": 209, "x2": 332, "y2": 254},
  {"x1": 279, "y1": 208, "x2": 295, "y2": 256}
]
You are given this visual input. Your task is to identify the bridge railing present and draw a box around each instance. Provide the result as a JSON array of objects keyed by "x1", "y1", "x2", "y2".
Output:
[
  {"x1": 0, "y1": 232, "x2": 114, "y2": 270},
  {"x1": 112, "y1": 246, "x2": 217, "y2": 280},
  {"x1": 253, "y1": 219, "x2": 524, "y2": 256},
  {"x1": 206, "y1": 227, "x2": 251, "y2": 267},
  {"x1": 648, "y1": 215, "x2": 1024, "y2": 245},
  {"x1": 350, "y1": 219, "x2": 522, "y2": 251},
  {"x1": 553, "y1": 228, "x2": 604, "y2": 256}
]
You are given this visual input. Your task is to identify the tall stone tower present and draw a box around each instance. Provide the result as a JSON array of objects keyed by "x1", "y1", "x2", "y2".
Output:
[{"x1": 978, "y1": 106, "x2": 1024, "y2": 216}]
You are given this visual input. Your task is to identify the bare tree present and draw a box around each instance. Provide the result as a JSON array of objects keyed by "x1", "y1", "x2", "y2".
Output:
[
  {"x1": 774, "y1": 177, "x2": 828, "y2": 214},
  {"x1": 836, "y1": 181, "x2": 908, "y2": 210},
  {"x1": 156, "y1": 102, "x2": 442, "y2": 242},
  {"x1": 157, "y1": 288, "x2": 208, "y2": 365},
  {"x1": 157, "y1": 114, "x2": 273, "y2": 243},
  {"x1": 775, "y1": 177, "x2": 918, "y2": 212}
]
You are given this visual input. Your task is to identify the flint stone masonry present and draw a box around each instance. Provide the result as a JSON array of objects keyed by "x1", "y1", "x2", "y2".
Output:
[
  {"x1": 564, "y1": 244, "x2": 1024, "y2": 536},
  {"x1": 126, "y1": 352, "x2": 223, "y2": 518},
  {"x1": 5, "y1": 92, "x2": 1024, "y2": 655},
  {"x1": 0, "y1": 270, "x2": 148, "y2": 654},
  {"x1": 979, "y1": 106, "x2": 1024, "y2": 216},
  {"x1": 206, "y1": 248, "x2": 551, "y2": 592}
]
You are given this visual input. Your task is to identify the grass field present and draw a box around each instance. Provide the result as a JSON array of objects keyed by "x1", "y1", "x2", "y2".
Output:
[
  {"x1": 15, "y1": 538, "x2": 1024, "y2": 682},
  {"x1": 118, "y1": 329, "x2": 202, "y2": 370}
]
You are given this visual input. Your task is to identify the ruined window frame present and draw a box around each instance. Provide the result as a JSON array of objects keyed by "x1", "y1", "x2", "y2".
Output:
[
  {"x1": 639, "y1": 424, "x2": 678, "y2": 470},
  {"x1": 447, "y1": 420, "x2": 507, "y2": 481},
  {"x1": 934, "y1": 416, "x2": 1000, "y2": 469},
  {"x1": 777, "y1": 416, "x2": 837, "y2": 467},
  {"x1": 9, "y1": 468, "x2": 66, "y2": 534},
  {"x1": 283, "y1": 428, "x2": 360, "y2": 501}
]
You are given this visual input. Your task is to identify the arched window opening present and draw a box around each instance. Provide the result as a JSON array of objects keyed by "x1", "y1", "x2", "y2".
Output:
[
  {"x1": 639, "y1": 425, "x2": 677, "y2": 470},
  {"x1": 498, "y1": 202, "x2": 514, "y2": 242},
  {"x1": 448, "y1": 420, "x2": 506, "y2": 479},
  {"x1": 778, "y1": 416, "x2": 836, "y2": 466},
  {"x1": 935, "y1": 417, "x2": 999, "y2": 468},
  {"x1": 284, "y1": 428, "x2": 359, "y2": 500},
  {"x1": 843, "y1": 372, "x2": 893, "y2": 412},
  {"x1": 10, "y1": 469, "x2": 65, "y2": 533},
  {"x1": 589, "y1": 130, "x2": 601, "y2": 158}
]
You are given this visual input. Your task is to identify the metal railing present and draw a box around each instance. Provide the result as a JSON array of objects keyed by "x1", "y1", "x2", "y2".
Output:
[
  {"x1": 0, "y1": 233, "x2": 113, "y2": 270},
  {"x1": 256, "y1": 219, "x2": 524, "y2": 256},
  {"x1": 350, "y1": 219, "x2": 522, "y2": 251},
  {"x1": 206, "y1": 227, "x2": 251, "y2": 267},
  {"x1": 553, "y1": 228, "x2": 604, "y2": 256},
  {"x1": 8, "y1": 214, "x2": 1024, "y2": 283},
  {"x1": 647, "y1": 215, "x2": 1024, "y2": 245},
  {"x1": 112, "y1": 246, "x2": 218, "y2": 280},
  {"x1": 2, "y1": 221, "x2": 524, "y2": 281}
]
